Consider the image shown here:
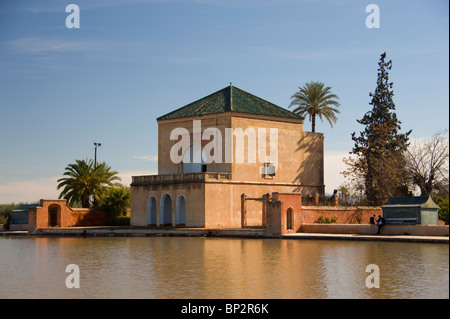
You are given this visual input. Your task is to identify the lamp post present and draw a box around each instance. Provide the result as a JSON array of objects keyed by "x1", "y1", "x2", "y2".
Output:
[{"x1": 94, "y1": 142, "x2": 101, "y2": 166}]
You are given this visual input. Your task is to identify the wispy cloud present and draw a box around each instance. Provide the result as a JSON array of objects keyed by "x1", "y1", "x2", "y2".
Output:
[
  {"x1": 0, "y1": 170, "x2": 156, "y2": 204},
  {"x1": 133, "y1": 155, "x2": 158, "y2": 162},
  {"x1": 6, "y1": 37, "x2": 101, "y2": 54},
  {"x1": 0, "y1": 177, "x2": 60, "y2": 204},
  {"x1": 4, "y1": 36, "x2": 217, "y2": 65},
  {"x1": 23, "y1": 0, "x2": 163, "y2": 13},
  {"x1": 256, "y1": 40, "x2": 449, "y2": 62},
  {"x1": 22, "y1": 0, "x2": 307, "y2": 13},
  {"x1": 256, "y1": 45, "x2": 376, "y2": 61}
]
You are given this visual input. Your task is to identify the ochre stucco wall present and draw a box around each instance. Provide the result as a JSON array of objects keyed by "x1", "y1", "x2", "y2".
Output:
[
  {"x1": 301, "y1": 206, "x2": 382, "y2": 224},
  {"x1": 27, "y1": 199, "x2": 105, "y2": 232}
]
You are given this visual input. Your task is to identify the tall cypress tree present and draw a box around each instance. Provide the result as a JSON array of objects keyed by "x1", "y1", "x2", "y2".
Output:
[{"x1": 350, "y1": 52, "x2": 411, "y2": 206}]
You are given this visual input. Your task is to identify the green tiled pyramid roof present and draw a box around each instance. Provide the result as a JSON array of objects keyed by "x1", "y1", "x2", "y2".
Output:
[{"x1": 157, "y1": 85, "x2": 303, "y2": 121}]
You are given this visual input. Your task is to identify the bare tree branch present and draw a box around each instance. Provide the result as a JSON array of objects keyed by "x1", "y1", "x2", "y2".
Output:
[{"x1": 405, "y1": 130, "x2": 449, "y2": 196}]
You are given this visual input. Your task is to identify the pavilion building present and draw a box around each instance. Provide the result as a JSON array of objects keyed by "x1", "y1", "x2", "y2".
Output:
[{"x1": 130, "y1": 85, "x2": 324, "y2": 228}]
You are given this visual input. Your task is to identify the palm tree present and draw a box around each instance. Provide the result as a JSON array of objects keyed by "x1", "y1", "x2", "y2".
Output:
[
  {"x1": 289, "y1": 81, "x2": 340, "y2": 132},
  {"x1": 57, "y1": 159, "x2": 121, "y2": 208}
]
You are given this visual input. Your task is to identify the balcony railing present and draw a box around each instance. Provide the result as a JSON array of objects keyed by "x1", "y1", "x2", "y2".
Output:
[{"x1": 131, "y1": 172, "x2": 232, "y2": 185}]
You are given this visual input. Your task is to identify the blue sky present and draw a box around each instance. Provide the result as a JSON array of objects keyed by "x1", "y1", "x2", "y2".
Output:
[{"x1": 0, "y1": 0, "x2": 448, "y2": 203}]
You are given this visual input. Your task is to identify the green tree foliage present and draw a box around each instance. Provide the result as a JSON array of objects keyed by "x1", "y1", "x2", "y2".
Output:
[
  {"x1": 0, "y1": 203, "x2": 20, "y2": 225},
  {"x1": 433, "y1": 195, "x2": 449, "y2": 225},
  {"x1": 349, "y1": 52, "x2": 411, "y2": 206},
  {"x1": 99, "y1": 184, "x2": 130, "y2": 225},
  {"x1": 0, "y1": 202, "x2": 39, "y2": 228},
  {"x1": 57, "y1": 159, "x2": 120, "y2": 208},
  {"x1": 289, "y1": 81, "x2": 340, "y2": 132}
]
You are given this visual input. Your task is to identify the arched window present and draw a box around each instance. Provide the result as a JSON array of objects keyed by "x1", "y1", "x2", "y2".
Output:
[
  {"x1": 176, "y1": 195, "x2": 186, "y2": 226},
  {"x1": 147, "y1": 196, "x2": 157, "y2": 226},
  {"x1": 286, "y1": 208, "x2": 294, "y2": 230}
]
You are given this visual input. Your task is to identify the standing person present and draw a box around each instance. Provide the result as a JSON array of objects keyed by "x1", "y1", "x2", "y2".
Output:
[
  {"x1": 369, "y1": 215, "x2": 376, "y2": 235},
  {"x1": 376, "y1": 215, "x2": 385, "y2": 235}
]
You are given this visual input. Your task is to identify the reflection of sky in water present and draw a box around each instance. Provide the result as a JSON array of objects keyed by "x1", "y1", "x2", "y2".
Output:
[{"x1": 0, "y1": 237, "x2": 448, "y2": 299}]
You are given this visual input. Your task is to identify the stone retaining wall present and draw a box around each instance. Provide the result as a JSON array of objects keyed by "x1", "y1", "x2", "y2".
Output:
[
  {"x1": 300, "y1": 223, "x2": 449, "y2": 236},
  {"x1": 301, "y1": 206, "x2": 382, "y2": 224}
]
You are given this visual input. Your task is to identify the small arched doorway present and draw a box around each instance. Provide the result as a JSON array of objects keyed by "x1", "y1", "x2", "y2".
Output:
[
  {"x1": 147, "y1": 196, "x2": 157, "y2": 226},
  {"x1": 286, "y1": 207, "x2": 294, "y2": 231},
  {"x1": 160, "y1": 193, "x2": 173, "y2": 226},
  {"x1": 176, "y1": 195, "x2": 186, "y2": 226},
  {"x1": 48, "y1": 204, "x2": 61, "y2": 227}
]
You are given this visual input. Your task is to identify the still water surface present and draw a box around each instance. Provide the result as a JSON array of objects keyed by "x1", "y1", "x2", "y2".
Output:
[{"x1": 0, "y1": 236, "x2": 448, "y2": 299}]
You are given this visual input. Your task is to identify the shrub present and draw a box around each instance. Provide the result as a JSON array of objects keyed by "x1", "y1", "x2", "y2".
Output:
[
  {"x1": 433, "y1": 196, "x2": 449, "y2": 225},
  {"x1": 109, "y1": 216, "x2": 130, "y2": 226},
  {"x1": 1, "y1": 202, "x2": 39, "y2": 228},
  {"x1": 0, "y1": 203, "x2": 19, "y2": 223},
  {"x1": 98, "y1": 184, "x2": 130, "y2": 225},
  {"x1": 317, "y1": 216, "x2": 338, "y2": 224}
]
